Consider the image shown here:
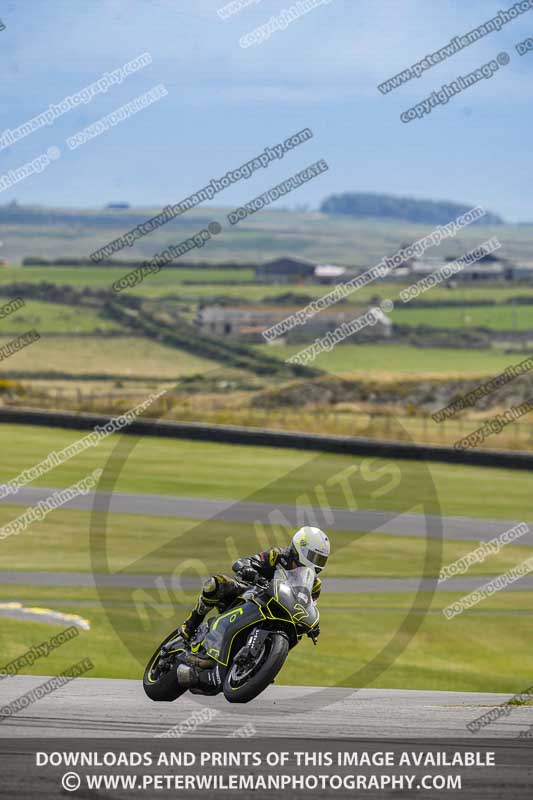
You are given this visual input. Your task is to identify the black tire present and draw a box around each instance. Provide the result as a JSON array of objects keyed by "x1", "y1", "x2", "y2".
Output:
[
  {"x1": 223, "y1": 632, "x2": 288, "y2": 704},
  {"x1": 143, "y1": 629, "x2": 187, "y2": 702}
]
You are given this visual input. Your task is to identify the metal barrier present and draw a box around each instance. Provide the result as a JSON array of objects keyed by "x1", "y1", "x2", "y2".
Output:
[{"x1": 1, "y1": 406, "x2": 533, "y2": 470}]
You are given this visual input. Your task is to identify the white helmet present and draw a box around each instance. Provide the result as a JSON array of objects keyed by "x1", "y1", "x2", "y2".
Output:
[{"x1": 291, "y1": 526, "x2": 330, "y2": 573}]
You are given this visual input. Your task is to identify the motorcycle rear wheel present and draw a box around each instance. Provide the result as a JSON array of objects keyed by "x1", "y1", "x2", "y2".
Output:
[{"x1": 223, "y1": 632, "x2": 288, "y2": 703}]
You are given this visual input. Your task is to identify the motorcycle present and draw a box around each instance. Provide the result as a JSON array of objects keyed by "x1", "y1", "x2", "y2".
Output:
[{"x1": 143, "y1": 565, "x2": 320, "y2": 704}]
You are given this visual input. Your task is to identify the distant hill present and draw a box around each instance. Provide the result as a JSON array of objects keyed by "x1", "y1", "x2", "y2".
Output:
[
  {"x1": 0, "y1": 201, "x2": 522, "y2": 267},
  {"x1": 320, "y1": 193, "x2": 504, "y2": 225},
  {"x1": 0, "y1": 203, "x2": 178, "y2": 228}
]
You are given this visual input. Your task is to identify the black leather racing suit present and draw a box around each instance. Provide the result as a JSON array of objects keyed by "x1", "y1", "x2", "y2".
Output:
[{"x1": 180, "y1": 545, "x2": 321, "y2": 638}]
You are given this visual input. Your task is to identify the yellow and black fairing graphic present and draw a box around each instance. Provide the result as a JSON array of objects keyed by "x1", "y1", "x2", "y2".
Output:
[
  {"x1": 201, "y1": 600, "x2": 266, "y2": 666},
  {"x1": 267, "y1": 566, "x2": 319, "y2": 632}
]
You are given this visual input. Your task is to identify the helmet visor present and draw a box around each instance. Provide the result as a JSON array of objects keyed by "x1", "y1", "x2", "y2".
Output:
[{"x1": 307, "y1": 550, "x2": 328, "y2": 569}]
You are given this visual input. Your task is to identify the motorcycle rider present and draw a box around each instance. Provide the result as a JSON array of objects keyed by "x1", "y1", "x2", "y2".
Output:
[{"x1": 179, "y1": 526, "x2": 330, "y2": 642}]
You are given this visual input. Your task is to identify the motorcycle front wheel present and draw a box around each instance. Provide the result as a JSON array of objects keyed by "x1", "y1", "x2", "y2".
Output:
[{"x1": 223, "y1": 632, "x2": 288, "y2": 703}]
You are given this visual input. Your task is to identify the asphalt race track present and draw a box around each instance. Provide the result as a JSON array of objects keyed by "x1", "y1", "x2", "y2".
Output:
[
  {"x1": 1, "y1": 677, "x2": 532, "y2": 738},
  {"x1": 2, "y1": 488, "x2": 532, "y2": 611},
  {"x1": 3, "y1": 570, "x2": 533, "y2": 593},
  {"x1": 0, "y1": 487, "x2": 529, "y2": 544},
  {"x1": 2, "y1": 489, "x2": 532, "y2": 742}
]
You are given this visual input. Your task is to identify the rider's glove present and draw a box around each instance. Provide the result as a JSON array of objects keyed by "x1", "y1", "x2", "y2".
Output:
[
  {"x1": 307, "y1": 626, "x2": 320, "y2": 644},
  {"x1": 239, "y1": 566, "x2": 258, "y2": 584}
]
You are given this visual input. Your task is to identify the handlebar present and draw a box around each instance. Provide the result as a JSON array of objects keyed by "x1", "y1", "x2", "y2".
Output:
[{"x1": 236, "y1": 570, "x2": 270, "y2": 589}]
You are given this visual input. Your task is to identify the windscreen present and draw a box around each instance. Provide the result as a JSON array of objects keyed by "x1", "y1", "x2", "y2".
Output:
[{"x1": 274, "y1": 565, "x2": 315, "y2": 594}]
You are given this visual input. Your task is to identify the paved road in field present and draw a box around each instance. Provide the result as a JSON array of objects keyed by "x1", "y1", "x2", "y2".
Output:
[
  {"x1": 2, "y1": 488, "x2": 531, "y2": 600},
  {"x1": 0, "y1": 487, "x2": 530, "y2": 543},
  {"x1": 0, "y1": 677, "x2": 531, "y2": 739},
  {"x1": 2, "y1": 570, "x2": 533, "y2": 593}
]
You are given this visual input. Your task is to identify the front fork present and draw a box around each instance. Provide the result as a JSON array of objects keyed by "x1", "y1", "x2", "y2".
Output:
[{"x1": 233, "y1": 627, "x2": 271, "y2": 666}]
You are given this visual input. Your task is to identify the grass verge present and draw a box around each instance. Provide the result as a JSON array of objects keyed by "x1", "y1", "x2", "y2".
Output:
[
  {"x1": 0, "y1": 507, "x2": 532, "y2": 578},
  {"x1": 1, "y1": 586, "x2": 532, "y2": 693},
  {"x1": 0, "y1": 424, "x2": 531, "y2": 519}
]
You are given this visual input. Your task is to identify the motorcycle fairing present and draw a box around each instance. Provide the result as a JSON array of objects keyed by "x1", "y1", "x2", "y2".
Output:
[
  {"x1": 268, "y1": 567, "x2": 319, "y2": 630},
  {"x1": 201, "y1": 599, "x2": 266, "y2": 666}
]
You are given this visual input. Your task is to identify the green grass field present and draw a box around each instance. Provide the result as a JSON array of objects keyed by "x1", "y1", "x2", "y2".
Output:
[
  {"x1": 261, "y1": 343, "x2": 525, "y2": 377},
  {"x1": 0, "y1": 265, "x2": 256, "y2": 294},
  {"x1": 1, "y1": 585, "x2": 532, "y2": 692},
  {"x1": 392, "y1": 303, "x2": 533, "y2": 331},
  {"x1": 0, "y1": 316, "x2": 525, "y2": 387},
  {"x1": 0, "y1": 299, "x2": 125, "y2": 334},
  {"x1": 0, "y1": 424, "x2": 531, "y2": 519},
  {"x1": 0, "y1": 335, "x2": 217, "y2": 378},
  {"x1": 1, "y1": 429, "x2": 532, "y2": 692},
  {"x1": 2, "y1": 506, "x2": 531, "y2": 578},
  {"x1": 3, "y1": 263, "x2": 533, "y2": 306}
]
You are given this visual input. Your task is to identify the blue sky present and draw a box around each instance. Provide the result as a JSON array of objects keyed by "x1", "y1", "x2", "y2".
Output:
[{"x1": 1, "y1": 0, "x2": 532, "y2": 220}]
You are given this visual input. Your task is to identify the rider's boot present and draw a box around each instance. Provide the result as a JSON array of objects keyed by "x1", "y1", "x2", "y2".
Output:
[
  {"x1": 180, "y1": 576, "x2": 225, "y2": 640},
  {"x1": 179, "y1": 608, "x2": 205, "y2": 641}
]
